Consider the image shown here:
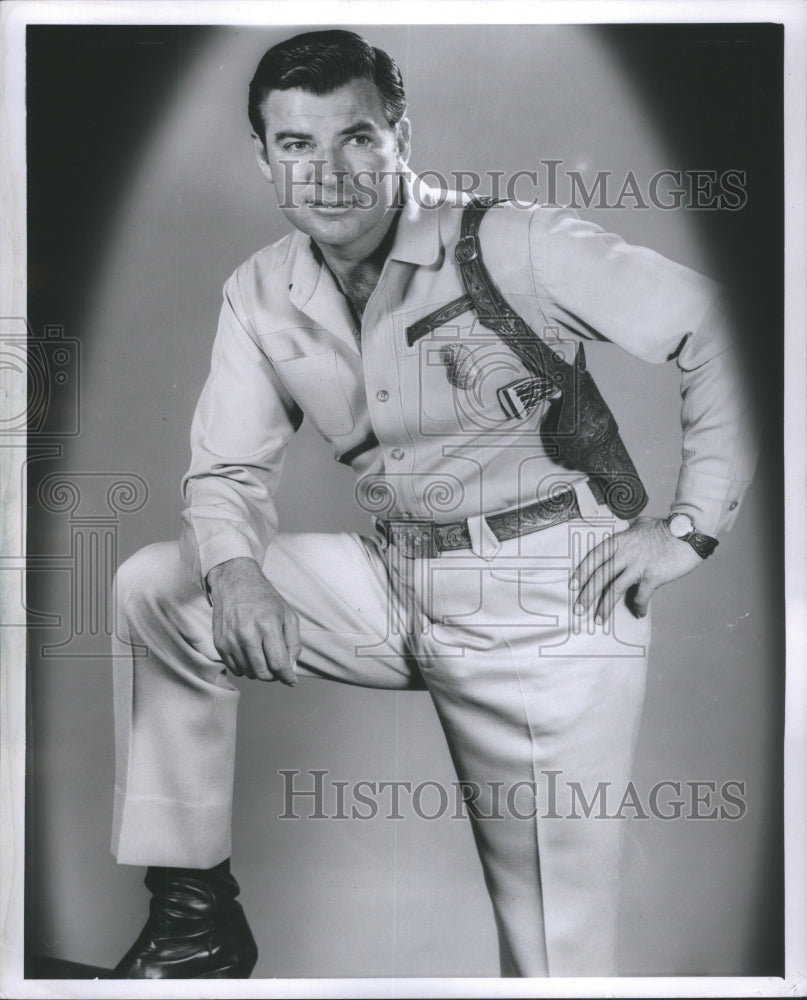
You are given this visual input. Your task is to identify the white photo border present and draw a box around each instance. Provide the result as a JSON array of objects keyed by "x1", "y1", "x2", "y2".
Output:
[{"x1": 1, "y1": 2, "x2": 804, "y2": 997}]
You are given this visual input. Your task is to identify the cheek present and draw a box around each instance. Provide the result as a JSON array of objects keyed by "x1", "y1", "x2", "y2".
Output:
[
  {"x1": 270, "y1": 161, "x2": 315, "y2": 205},
  {"x1": 271, "y1": 157, "x2": 310, "y2": 178},
  {"x1": 348, "y1": 153, "x2": 401, "y2": 202},
  {"x1": 346, "y1": 146, "x2": 399, "y2": 176}
]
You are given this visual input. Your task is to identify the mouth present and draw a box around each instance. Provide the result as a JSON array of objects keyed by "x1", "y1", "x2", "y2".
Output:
[{"x1": 307, "y1": 199, "x2": 355, "y2": 212}]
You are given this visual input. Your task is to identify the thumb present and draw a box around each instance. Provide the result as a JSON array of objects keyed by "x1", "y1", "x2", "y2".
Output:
[{"x1": 284, "y1": 607, "x2": 302, "y2": 672}]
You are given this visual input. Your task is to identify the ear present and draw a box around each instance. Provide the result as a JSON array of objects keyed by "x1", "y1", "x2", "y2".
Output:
[
  {"x1": 252, "y1": 133, "x2": 273, "y2": 183},
  {"x1": 395, "y1": 117, "x2": 411, "y2": 167}
]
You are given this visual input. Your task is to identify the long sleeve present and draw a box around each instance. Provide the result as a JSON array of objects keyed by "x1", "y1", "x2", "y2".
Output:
[
  {"x1": 179, "y1": 271, "x2": 303, "y2": 590},
  {"x1": 527, "y1": 207, "x2": 758, "y2": 536}
]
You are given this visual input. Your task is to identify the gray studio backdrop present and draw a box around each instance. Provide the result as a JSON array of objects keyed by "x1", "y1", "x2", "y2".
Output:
[{"x1": 26, "y1": 25, "x2": 781, "y2": 977}]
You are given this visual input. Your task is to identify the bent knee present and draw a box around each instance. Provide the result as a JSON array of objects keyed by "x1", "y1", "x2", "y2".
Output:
[{"x1": 114, "y1": 541, "x2": 188, "y2": 614}]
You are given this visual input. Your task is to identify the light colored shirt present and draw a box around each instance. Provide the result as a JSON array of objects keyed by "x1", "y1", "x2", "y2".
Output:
[{"x1": 180, "y1": 180, "x2": 756, "y2": 588}]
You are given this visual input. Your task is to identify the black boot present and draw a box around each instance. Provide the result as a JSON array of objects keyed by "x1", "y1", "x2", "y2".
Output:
[{"x1": 114, "y1": 859, "x2": 258, "y2": 978}]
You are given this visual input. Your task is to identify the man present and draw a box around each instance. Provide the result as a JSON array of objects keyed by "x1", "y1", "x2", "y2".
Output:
[{"x1": 111, "y1": 29, "x2": 755, "y2": 978}]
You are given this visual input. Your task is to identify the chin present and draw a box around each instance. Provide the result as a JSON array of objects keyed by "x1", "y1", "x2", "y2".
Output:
[{"x1": 304, "y1": 217, "x2": 372, "y2": 249}]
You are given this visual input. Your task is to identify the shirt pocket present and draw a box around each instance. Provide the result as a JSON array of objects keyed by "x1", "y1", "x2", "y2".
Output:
[
  {"x1": 273, "y1": 351, "x2": 356, "y2": 437},
  {"x1": 401, "y1": 331, "x2": 550, "y2": 435}
]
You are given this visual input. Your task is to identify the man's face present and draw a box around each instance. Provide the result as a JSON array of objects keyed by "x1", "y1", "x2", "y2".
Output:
[{"x1": 255, "y1": 78, "x2": 410, "y2": 257}]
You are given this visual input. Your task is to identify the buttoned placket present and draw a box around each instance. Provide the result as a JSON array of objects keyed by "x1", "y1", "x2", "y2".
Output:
[
  {"x1": 353, "y1": 253, "x2": 436, "y2": 640},
  {"x1": 361, "y1": 256, "x2": 421, "y2": 514},
  {"x1": 288, "y1": 183, "x2": 445, "y2": 524}
]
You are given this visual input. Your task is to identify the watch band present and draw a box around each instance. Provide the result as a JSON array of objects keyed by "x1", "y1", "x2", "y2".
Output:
[
  {"x1": 683, "y1": 529, "x2": 719, "y2": 559},
  {"x1": 665, "y1": 513, "x2": 719, "y2": 559}
]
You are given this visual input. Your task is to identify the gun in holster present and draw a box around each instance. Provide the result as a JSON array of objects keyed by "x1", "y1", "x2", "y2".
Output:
[{"x1": 408, "y1": 197, "x2": 648, "y2": 521}]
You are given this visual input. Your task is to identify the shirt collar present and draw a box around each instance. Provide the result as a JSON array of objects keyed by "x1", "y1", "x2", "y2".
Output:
[{"x1": 387, "y1": 172, "x2": 443, "y2": 267}]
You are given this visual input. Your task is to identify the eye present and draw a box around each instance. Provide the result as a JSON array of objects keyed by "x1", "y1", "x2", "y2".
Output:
[
  {"x1": 282, "y1": 141, "x2": 311, "y2": 153},
  {"x1": 346, "y1": 134, "x2": 373, "y2": 148}
]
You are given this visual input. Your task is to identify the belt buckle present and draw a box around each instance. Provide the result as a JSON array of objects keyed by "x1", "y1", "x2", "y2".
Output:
[
  {"x1": 454, "y1": 235, "x2": 478, "y2": 264},
  {"x1": 383, "y1": 518, "x2": 439, "y2": 558}
]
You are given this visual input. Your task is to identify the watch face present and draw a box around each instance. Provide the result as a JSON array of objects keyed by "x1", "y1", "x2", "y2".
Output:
[{"x1": 668, "y1": 513, "x2": 694, "y2": 538}]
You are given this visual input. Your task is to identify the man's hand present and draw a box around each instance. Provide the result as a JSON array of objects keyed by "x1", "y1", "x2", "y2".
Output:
[
  {"x1": 207, "y1": 557, "x2": 301, "y2": 684},
  {"x1": 569, "y1": 516, "x2": 704, "y2": 623}
]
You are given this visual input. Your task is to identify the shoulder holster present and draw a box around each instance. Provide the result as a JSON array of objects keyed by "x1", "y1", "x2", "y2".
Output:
[{"x1": 407, "y1": 197, "x2": 648, "y2": 520}]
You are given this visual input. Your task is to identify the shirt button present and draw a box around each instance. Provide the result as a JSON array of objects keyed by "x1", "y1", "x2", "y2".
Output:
[
  {"x1": 376, "y1": 390, "x2": 390, "y2": 402},
  {"x1": 728, "y1": 500, "x2": 738, "y2": 510},
  {"x1": 390, "y1": 448, "x2": 405, "y2": 461}
]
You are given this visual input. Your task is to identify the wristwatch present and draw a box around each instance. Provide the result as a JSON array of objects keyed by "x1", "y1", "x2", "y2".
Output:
[{"x1": 664, "y1": 513, "x2": 719, "y2": 559}]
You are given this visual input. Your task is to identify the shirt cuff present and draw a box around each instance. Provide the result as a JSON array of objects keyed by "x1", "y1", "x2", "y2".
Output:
[
  {"x1": 671, "y1": 466, "x2": 751, "y2": 537},
  {"x1": 180, "y1": 512, "x2": 272, "y2": 602}
]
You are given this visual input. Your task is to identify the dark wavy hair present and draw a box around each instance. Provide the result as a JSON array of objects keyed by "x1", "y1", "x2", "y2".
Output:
[{"x1": 248, "y1": 30, "x2": 407, "y2": 144}]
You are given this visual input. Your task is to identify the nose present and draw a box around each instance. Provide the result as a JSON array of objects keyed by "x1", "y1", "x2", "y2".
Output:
[{"x1": 314, "y1": 145, "x2": 349, "y2": 195}]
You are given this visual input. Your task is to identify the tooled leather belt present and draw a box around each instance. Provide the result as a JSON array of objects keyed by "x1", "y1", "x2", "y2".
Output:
[{"x1": 376, "y1": 478, "x2": 608, "y2": 558}]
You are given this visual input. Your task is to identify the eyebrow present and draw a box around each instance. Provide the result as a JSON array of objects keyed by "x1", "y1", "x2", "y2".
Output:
[
  {"x1": 338, "y1": 120, "x2": 380, "y2": 136},
  {"x1": 272, "y1": 120, "x2": 381, "y2": 144},
  {"x1": 273, "y1": 130, "x2": 314, "y2": 143}
]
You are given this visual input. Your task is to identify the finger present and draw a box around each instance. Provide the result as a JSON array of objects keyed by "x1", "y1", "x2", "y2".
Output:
[
  {"x1": 221, "y1": 625, "x2": 272, "y2": 681},
  {"x1": 631, "y1": 575, "x2": 657, "y2": 619},
  {"x1": 574, "y1": 557, "x2": 611, "y2": 615},
  {"x1": 574, "y1": 552, "x2": 627, "y2": 615},
  {"x1": 570, "y1": 533, "x2": 618, "y2": 592},
  {"x1": 595, "y1": 566, "x2": 635, "y2": 624},
  {"x1": 239, "y1": 631, "x2": 275, "y2": 681},
  {"x1": 283, "y1": 608, "x2": 302, "y2": 670},
  {"x1": 230, "y1": 639, "x2": 258, "y2": 680},
  {"x1": 212, "y1": 628, "x2": 239, "y2": 675},
  {"x1": 262, "y1": 632, "x2": 297, "y2": 686},
  {"x1": 212, "y1": 622, "x2": 241, "y2": 676},
  {"x1": 219, "y1": 649, "x2": 244, "y2": 678}
]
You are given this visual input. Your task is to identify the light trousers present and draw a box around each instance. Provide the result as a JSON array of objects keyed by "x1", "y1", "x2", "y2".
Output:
[{"x1": 112, "y1": 509, "x2": 649, "y2": 976}]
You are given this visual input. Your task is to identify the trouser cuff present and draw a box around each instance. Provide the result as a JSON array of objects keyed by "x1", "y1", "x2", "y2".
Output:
[{"x1": 112, "y1": 788, "x2": 231, "y2": 868}]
